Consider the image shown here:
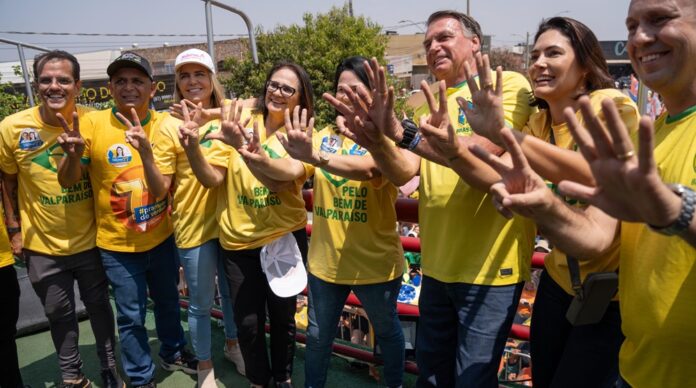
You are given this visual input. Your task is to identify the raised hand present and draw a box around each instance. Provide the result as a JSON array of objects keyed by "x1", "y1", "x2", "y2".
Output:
[
  {"x1": 322, "y1": 57, "x2": 400, "y2": 149},
  {"x1": 237, "y1": 121, "x2": 268, "y2": 165},
  {"x1": 205, "y1": 99, "x2": 249, "y2": 149},
  {"x1": 418, "y1": 80, "x2": 462, "y2": 161},
  {"x1": 276, "y1": 106, "x2": 315, "y2": 163},
  {"x1": 470, "y1": 127, "x2": 555, "y2": 219},
  {"x1": 118, "y1": 108, "x2": 150, "y2": 154},
  {"x1": 459, "y1": 53, "x2": 506, "y2": 146},
  {"x1": 177, "y1": 100, "x2": 204, "y2": 149},
  {"x1": 362, "y1": 57, "x2": 401, "y2": 140},
  {"x1": 170, "y1": 98, "x2": 218, "y2": 126},
  {"x1": 55, "y1": 111, "x2": 85, "y2": 159},
  {"x1": 558, "y1": 97, "x2": 681, "y2": 225}
]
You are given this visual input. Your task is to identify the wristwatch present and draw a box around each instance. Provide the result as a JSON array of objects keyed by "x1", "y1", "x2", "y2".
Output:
[
  {"x1": 649, "y1": 184, "x2": 695, "y2": 236},
  {"x1": 397, "y1": 118, "x2": 420, "y2": 149},
  {"x1": 313, "y1": 150, "x2": 330, "y2": 167},
  {"x1": 6, "y1": 226, "x2": 20, "y2": 234}
]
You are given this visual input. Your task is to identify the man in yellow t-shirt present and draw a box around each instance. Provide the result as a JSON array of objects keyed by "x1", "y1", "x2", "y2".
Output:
[
  {"x1": 468, "y1": 1, "x2": 696, "y2": 386},
  {"x1": 547, "y1": 2, "x2": 696, "y2": 386},
  {"x1": 330, "y1": 11, "x2": 535, "y2": 387},
  {"x1": 0, "y1": 51, "x2": 120, "y2": 388},
  {"x1": 57, "y1": 52, "x2": 195, "y2": 388},
  {"x1": 0, "y1": 186, "x2": 24, "y2": 387}
]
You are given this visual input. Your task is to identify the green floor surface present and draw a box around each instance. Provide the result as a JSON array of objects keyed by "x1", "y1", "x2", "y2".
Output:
[{"x1": 17, "y1": 300, "x2": 417, "y2": 387}]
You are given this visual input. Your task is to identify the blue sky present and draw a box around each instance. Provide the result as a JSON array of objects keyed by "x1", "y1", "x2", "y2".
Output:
[{"x1": 0, "y1": 0, "x2": 631, "y2": 62}]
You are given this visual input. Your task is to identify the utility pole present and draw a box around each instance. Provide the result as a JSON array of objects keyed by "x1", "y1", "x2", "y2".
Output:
[
  {"x1": 467, "y1": 0, "x2": 470, "y2": 16},
  {"x1": 348, "y1": 0, "x2": 353, "y2": 17},
  {"x1": 524, "y1": 31, "x2": 530, "y2": 70}
]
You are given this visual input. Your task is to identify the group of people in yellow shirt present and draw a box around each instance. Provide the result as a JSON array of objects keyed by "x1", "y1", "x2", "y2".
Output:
[{"x1": 1, "y1": 1, "x2": 695, "y2": 388}]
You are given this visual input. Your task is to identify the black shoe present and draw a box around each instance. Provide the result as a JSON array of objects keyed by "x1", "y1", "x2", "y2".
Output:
[
  {"x1": 133, "y1": 379, "x2": 156, "y2": 388},
  {"x1": 160, "y1": 348, "x2": 198, "y2": 374},
  {"x1": 59, "y1": 376, "x2": 91, "y2": 388},
  {"x1": 100, "y1": 368, "x2": 125, "y2": 388}
]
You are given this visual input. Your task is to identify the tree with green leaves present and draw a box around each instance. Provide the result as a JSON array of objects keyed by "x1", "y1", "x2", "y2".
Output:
[
  {"x1": 0, "y1": 66, "x2": 29, "y2": 121},
  {"x1": 221, "y1": 5, "x2": 387, "y2": 128}
]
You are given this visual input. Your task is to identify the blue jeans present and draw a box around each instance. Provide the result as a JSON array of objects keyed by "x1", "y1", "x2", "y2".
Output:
[
  {"x1": 416, "y1": 275, "x2": 523, "y2": 388},
  {"x1": 530, "y1": 270, "x2": 622, "y2": 388},
  {"x1": 179, "y1": 239, "x2": 237, "y2": 361},
  {"x1": 100, "y1": 236, "x2": 187, "y2": 386},
  {"x1": 305, "y1": 274, "x2": 404, "y2": 388}
]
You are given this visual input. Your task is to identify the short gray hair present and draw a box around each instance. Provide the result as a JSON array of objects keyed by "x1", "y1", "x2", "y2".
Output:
[{"x1": 427, "y1": 10, "x2": 482, "y2": 42}]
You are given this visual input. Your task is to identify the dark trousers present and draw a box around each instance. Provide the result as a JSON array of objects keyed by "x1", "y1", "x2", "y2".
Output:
[
  {"x1": 415, "y1": 275, "x2": 523, "y2": 388},
  {"x1": 0, "y1": 265, "x2": 23, "y2": 388},
  {"x1": 26, "y1": 248, "x2": 117, "y2": 381},
  {"x1": 530, "y1": 270, "x2": 623, "y2": 388},
  {"x1": 222, "y1": 229, "x2": 308, "y2": 386}
]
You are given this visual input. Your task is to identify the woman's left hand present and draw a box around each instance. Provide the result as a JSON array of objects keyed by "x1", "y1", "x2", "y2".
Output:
[{"x1": 276, "y1": 105, "x2": 316, "y2": 164}]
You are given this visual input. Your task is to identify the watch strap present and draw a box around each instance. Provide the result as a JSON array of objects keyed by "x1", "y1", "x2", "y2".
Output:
[
  {"x1": 397, "y1": 119, "x2": 419, "y2": 149},
  {"x1": 649, "y1": 184, "x2": 695, "y2": 236}
]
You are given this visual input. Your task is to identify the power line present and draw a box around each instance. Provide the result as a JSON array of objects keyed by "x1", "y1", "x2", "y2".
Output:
[{"x1": 0, "y1": 30, "x2": 247, "y2": 38}]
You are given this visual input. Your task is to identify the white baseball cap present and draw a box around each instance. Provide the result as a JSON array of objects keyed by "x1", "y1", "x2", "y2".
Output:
[
  {"x1": 175, "y1": 48, "x2": 216, "y2": 74},
  {"x1": 260, "y1": 233, "x2": 307, "y2": 297}
]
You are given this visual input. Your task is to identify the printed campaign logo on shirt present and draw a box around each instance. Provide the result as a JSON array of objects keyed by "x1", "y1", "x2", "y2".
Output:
[
  {"x1": 110, "y1": 165, "x2": 168, "y2": 232},
  {"x1": 456, "y1": 103, "x2": 475, "y2": 135},
  {"x1": 348, "y1": 143, "x2": 367, "y2": 156},
  {"x1": 106, "y1": 144, "x2": 133, "y2": 167},
  {"x1": 18, "y1": 128, "x2": 44, "y2": 150},
  {"x1": 320, "y1": 134, "x2": 342, "y2": 154}
]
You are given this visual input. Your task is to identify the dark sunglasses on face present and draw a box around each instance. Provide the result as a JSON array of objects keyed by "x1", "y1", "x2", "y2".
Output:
[{"x1": 266, "y1": 80, "x2": 297, "y2": 98}]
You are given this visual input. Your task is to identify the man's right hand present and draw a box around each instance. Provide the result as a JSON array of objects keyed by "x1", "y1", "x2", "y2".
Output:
[{"x1": 56, "y1": 111, "x2": 85, "y2": 159}]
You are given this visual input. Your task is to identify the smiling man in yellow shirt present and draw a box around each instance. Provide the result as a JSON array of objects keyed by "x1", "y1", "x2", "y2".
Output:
[
  {"x1": 57, "y1": 52, "x2": 196, "y2": 388},
  {"x1": 0, "y1": 50, "x2": 120, "y2": 388}
]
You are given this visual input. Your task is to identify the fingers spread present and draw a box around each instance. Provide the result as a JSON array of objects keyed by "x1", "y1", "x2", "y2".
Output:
[
  {"x1": 564, "y1": 106, "x2": 597, "y2": 162},
  {"x1": 637, "y1": 116, "x2": 656, "y2": 174},
  {"x1": 557, "y1": 180, "x2": 598, "y2": 203}
]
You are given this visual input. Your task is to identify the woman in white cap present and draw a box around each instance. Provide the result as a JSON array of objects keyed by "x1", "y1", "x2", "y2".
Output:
[
  {"x1": 141, "y1": 48, "x2": 244, "y2": 387},
  {"x1": 181, "y1": 61, "x2": 315, "y2": 388}
]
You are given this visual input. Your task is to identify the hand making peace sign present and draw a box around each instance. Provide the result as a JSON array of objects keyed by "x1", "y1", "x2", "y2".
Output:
[
  {"x1": 118, "y1": 108, "x2": 150, "y2": 154},
  {"x1": 55, "y1": 111, "x2": 85, "y2": 159}
]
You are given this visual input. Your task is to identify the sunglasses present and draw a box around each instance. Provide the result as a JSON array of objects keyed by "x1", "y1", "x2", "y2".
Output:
[{"x1": 266, "y1": 80, "x2": 297, "y2": 98}]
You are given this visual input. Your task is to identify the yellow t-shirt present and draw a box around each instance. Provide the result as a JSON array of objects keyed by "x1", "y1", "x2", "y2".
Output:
[
  {"x1": 153, "y1": 112, "x2": 233, "y2": 249},
  {"x1": 619, "y1": 106, "x2": 696, "y2": 387},
  {"x1": 0, "y1": 106, "x2": 96, "y2": 255},
  {"x1": 217, "y1": 112, "x2": 310, "y2": 251},
  {"x1": 81, "y1": 109, "x2": 173, "y2": 252},
  {"x1": 523, "y1": 89, "x2": 639, "y2": 295},
  {"x1": 415, "y1": 71, "x2": 536, "y2": 285},
  {"x1": 0, "y1": 203, "x2": 14, "y2": 268},
  {"x1": 308, "y1": 126, "x2": 404, "y2": 285}
]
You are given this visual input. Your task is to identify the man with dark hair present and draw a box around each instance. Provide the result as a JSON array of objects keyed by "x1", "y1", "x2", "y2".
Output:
[
  {"x1": 469, "y1": 0, "x2": 696, "y2": 386},
  {"x1": 0, "y1": 50, "x2": 121, "y2": 387},
  {"x1": 32, "y1": 50, "x2": 81, "y2": 84},
  {"x1": 57, "y1": 51, "x2": 196, "y2": 388}
]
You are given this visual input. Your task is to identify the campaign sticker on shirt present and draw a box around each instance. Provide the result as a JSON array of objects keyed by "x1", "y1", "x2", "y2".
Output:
[
  {"x1": 106, "y1": 144, "x2": 133, "y2": 167},
  {"x1": 320, "y1": 134, "x2": 342, "y2": 154},
  {"x1": 348, "y1": 143, "x2": 367, "y2": 156},
  {"x1": 18, "y1": 128, "x2": 44, "y2": 150}
]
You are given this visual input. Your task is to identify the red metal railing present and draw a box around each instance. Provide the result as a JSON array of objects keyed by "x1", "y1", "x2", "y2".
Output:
[{"x1": 182, "y1": 189, "x2": 545, "y2": 375}]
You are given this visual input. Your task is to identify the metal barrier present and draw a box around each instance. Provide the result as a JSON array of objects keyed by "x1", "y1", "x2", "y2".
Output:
[{"x1": 181, "y1": 189, "x2": 546, "y2": 375}]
